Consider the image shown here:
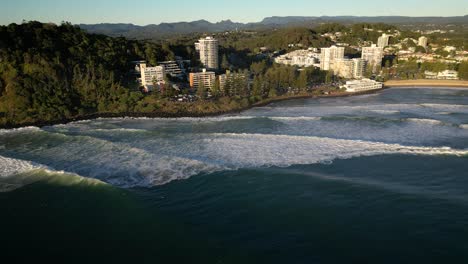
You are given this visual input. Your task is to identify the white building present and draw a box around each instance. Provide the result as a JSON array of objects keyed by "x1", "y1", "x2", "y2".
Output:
[
  {"x1": 320, "y1": 45, "x2": 345, "y2": 71},
  {"x1": 418, "y1": 36, "x2": 428, "y2": 48},
  {"x1": 341, "y1": 79, "x2": 383, "y2": 93},
  {"x1": 330, "y1": 59, "x2": 354, "y2": 79},
  {"x1": 140, "y1": 63, "x2": 165, "y2": 92},
  {"x1": 330, "y1": 58, "x2": 367, "y2": 79},
  {"x1": 352, "y1": 58, "x2": 367, "y2": 79},
  {"x1": 189, "y1": 69, "x2": 216, "y2": 90},
  {"x1": 425, "y1": 70, "x2": 459, "y2": 80},
  {"x1": 378, "y1": 34, "x2": 390, "y2": 48},
  {"x1": 444, "y1": 46, "x2": 457, "y2": 52},
  {"x1": 274, "y1": 49, "x2": 320, "y2": 67},
  {"x1": 361, "y1": 44, "x2": 384, "y2": 72},
  {"x1": 195, "y1": 37, "x2": 219, "y2": 70}
]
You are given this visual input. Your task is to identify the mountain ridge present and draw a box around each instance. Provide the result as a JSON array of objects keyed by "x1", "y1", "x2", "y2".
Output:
[{"x1": 78, "y1": 15, "x2": 468, "y2": 39}]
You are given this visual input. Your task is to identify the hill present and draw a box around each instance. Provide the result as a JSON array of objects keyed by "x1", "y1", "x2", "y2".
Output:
[
  {"x1": 79, "y1": 15, "x2": 468, "y2": 39},
  {"x1": 0, "y1": 21, "x2": 154, "y2": 126}
]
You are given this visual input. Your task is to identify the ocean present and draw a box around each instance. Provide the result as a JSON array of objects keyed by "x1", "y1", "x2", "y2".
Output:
[{"x1": 1, "y1": 87, "x2": 468, "y2": 263}]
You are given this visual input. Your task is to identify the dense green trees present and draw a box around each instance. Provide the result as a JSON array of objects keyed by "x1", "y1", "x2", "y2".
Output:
[
  {"x1": 0, "y1": 21, "x2": 167, "y2": 126},
  {"x1": 459, "y1": 62, "x2": 468, "y2": 80}
]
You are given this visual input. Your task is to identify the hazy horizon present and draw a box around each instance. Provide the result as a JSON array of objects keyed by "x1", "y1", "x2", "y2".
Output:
[{"x1": 1, "y1": 0, "x2": 468, "y2": 26}]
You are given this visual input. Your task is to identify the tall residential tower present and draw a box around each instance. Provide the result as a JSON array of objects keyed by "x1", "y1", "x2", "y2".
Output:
[
  {"x1": 195, "y1": 37, "x2": 219, "y2": 70},
  {"x1": 320, "y1": 45, "x2": 345, "y2": 71},
  {"x1": 377, "y1": 34, "x2": 390, "y2": 48},
  {"x1": 361, "y1": 44, "x2": 384, "y2": 72},
  {"x1": 418, "y1": 36, "x2": 428, "y2": 48}
]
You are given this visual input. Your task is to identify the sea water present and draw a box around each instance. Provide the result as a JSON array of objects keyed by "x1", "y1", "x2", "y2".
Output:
[{"x1": 1, "y1": 88, "x2": 468, "y2": 263}]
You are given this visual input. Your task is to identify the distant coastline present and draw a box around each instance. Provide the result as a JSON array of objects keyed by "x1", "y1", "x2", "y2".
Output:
[{"x1": 384, "y1": 79, "x2": 468, "y2": 88}]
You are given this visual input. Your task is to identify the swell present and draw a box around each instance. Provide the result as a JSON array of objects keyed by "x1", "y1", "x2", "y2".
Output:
[
  {"x1": 0, "y1": 155, "x2": 104, "y2": 192},
  {"x1": 286, "y1": 169, "x2": 468, "y2": 203}
]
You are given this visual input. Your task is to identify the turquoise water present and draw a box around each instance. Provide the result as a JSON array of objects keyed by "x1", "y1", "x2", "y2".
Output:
[{"x1": 1, "y1": 88, "x2": 468, "y2": 263}]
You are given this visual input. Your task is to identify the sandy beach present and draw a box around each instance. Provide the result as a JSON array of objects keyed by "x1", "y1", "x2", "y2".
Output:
[{"x1": 385, "y1": 79, "x2": 468, "y2": 88}]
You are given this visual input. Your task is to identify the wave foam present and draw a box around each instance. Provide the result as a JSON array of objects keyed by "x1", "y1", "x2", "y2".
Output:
[
  {"x1": 405, "y1": 118, "x2": 443, "y2": 125},
  {"x1": 0, "y1": 155, "x2": 44, "y2": 178},
  {"x1": 204, "y1": 133, "x2": 468, "y2": 168},
  {"x1": 0, "y1": 126, "x2": 41, "y2": 135},
  {"x1": 2, "y1": 131, "x2": 468, "y2": 189},
  {"x1": 0, "y1": 155, "x2": 105, "y2": 192},
  {"x1": 269, "y1": 116, "x2": 322, "y2": 121}
]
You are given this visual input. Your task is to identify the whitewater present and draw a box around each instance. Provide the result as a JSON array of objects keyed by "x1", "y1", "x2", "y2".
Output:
[{"x1": 1, "y1": 87, "x2": 468, "y2": 190}]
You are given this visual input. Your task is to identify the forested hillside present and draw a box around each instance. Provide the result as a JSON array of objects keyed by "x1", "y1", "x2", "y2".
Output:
[{"x1": 0, "y1": 22, "x2": 174, "y2": 126}]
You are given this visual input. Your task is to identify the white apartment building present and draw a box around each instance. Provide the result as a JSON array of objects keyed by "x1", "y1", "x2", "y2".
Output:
[
  {"x1": 378, "y1": 34, "x2": 390, "y2": 48},
  {"x1": 189, "y1": 69, "x2": 216, "y2": 90},
  {"x1": 140, "y1": 63, "x2": 165, "y2": 92},
  {"x1": 195, "y1": 37, "x2": 219, "y2": 70},
  {"x1": 274, "y1": 49, "x2": 320, "y2": 67},
  {"x1": 352, "y1": 58, "x2": 367, "y2": 79},
  {"x1": 320, "y1": 46, "x2": 345, "y2": 71},
  {"x1": 342, "y1": 79, "x2": 383, "y2": 93},
  {"x1": 330, "y1": 58, "x2": 367, "y2": 79},
  {"x1": 418, "y1": 36, "x2": 428, "y2": 48},
  {"x1": 424, "y1": 70, "x2": 459, "y2": 80},
  {"x1": 274, "y1": 55, "x2": 318, "y2": 67},
  {"x1": 330, "y1": 59, "x2": 354, "y2": 79},
  {"x1": 361, "y1": 44, "x2": 384, "y2": 72}
]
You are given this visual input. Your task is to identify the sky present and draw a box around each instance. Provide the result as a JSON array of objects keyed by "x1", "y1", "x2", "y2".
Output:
[{"x1": 1, "y1": 0, "x2": 468, "y2": 25}]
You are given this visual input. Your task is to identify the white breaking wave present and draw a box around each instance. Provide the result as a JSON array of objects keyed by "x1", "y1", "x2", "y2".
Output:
[
  {"x1": 420, "y1": 103, "x2": 468, "y2": 109},
  {"x1": 0, "y1": 155, "x2": 44, "y2": 179},
  {"x1": 460, "y1": 124, "x2": 468, "y2": 130},
  {"x1": 91, "y1": 128, "x2": 149, "y2": 133},
  {"x1": 204, "y1": 133, "x2": 468, "y2": 168},
  {"x1": 0, "y1": 126, "x2": 41, "y2": 135},
  {"x1": 269, "y1": 116, "x2": 322, "y2": 121},
  {"x1": 95, "y1": 115, "x2": 260, "y2": 123},
  {"x1": 369, "y1": 110, "x2": 401, "y2": 115},
  {"x1": 1, "y1": 131, "x2": 468, "y2": 189},
  {"x1": 405, "y1": 118, "x2": 444, "y2": 125},
  {"x1": 0, "y1": 155, "x2": 104, "y2": 192}
]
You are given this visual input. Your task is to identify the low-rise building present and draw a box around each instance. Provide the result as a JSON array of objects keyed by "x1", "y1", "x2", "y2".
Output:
[
  {"x1": 425, "y1": 70, "x2": 459, "y2": 80},
  {"x1": 159, "y1": 61, "x2": 184, "y2": 78},
  {"x1": 341, "y1": 79, "x2": 383, "y2": 93},
  {"x1": 274, "y1": 49, "x2": 321, "y2": 67},
  {"x1": 140, "y1": 63, "x2": 165, "y2": 92},
  {"x1": 189, "y1": 69, "x2": 216, "y2": 90}
]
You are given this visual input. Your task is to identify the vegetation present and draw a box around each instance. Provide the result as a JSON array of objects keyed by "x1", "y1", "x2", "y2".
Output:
[
  {"x1": 0, "y1": 21, "x2": 184, "y2": 126},
  {"x1": 0, "y1": 22, "x2": 338, "y2": 128}
]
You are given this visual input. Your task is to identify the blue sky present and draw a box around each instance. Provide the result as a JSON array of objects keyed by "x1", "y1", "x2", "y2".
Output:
[{"x1": 1, "y1": 0, "x2": 467, "y2": 25}]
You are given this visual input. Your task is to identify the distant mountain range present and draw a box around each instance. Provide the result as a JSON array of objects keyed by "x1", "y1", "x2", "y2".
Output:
[{"x1": 79, "y1": 16, "x2": 468, "y2": 39}]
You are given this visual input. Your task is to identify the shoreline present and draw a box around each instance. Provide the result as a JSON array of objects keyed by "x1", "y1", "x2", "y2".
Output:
[
  {"x1": 384, "y1": 79, "x2": 468, "y2": 88},
  {"x1": 3, "y1": 81, "x2": 468, "y2": 130},
  {"x1": 0, "y1": 89, "x2": 381, "y2": 129}
]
